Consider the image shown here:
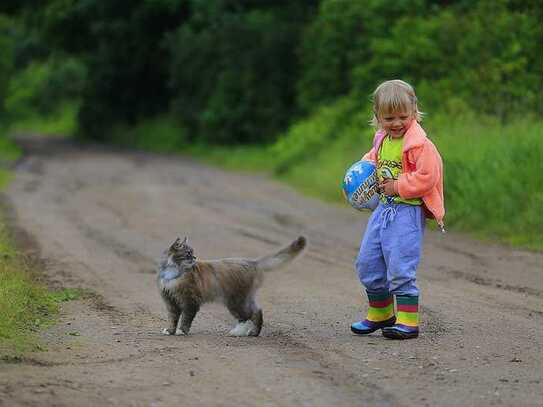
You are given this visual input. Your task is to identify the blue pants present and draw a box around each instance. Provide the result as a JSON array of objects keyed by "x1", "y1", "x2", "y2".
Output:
[{"x1": 355, "y1": 203, "x2": 425, "y2": 296}]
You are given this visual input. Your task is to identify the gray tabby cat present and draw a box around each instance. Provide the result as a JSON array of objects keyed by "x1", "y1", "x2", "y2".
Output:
[{"x1": 157, "y1": 236, "x2": 307, "y2": 337}]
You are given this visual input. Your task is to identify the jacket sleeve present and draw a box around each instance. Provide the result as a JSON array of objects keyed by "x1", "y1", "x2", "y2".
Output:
[
  {"x1": 361, "y1": 130, "x2": 385, "y2": 163},
  {"x1": 362, "y1": 148, "x2": 377, "y2": 163},
  {"x1": 397, "y1": 141, "x2": 441, "y2": 199}
]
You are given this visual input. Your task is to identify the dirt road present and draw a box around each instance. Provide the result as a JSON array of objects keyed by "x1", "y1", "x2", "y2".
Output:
[{"x1": 1, "y1": 136, "x2": 542, "y2": 407}]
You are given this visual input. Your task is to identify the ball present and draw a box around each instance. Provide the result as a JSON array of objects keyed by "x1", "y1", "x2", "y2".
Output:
[{"x1": 342, "y1": 160, "x2": 379, "y2": 211}]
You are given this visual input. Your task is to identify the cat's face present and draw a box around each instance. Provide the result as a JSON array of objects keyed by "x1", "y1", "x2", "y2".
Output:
[{"x1": 166, "y1": 237, "x2": 196, "y2": 267}]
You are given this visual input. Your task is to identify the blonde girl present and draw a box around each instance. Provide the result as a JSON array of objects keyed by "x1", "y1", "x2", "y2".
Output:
[{"x1": 351, "y1": 80, "x2": 444, "y2": 339}]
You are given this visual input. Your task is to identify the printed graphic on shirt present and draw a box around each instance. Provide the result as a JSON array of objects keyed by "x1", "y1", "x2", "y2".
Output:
[{"x1": 378, "y1": 136, "x2": 422, "y2": 206}]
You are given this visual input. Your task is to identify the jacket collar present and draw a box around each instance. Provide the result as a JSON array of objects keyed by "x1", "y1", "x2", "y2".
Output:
[
  {"x1": 373, "y1": 119, "x2": 427, "y2": 153},
  {"x1": 402, "y1": 119, "x2": 428, "y2": 151}
]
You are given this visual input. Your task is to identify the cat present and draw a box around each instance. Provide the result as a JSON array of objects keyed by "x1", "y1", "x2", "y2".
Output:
[{"x1": 157, "y1": 235, "x2": 306, "y2": 337}]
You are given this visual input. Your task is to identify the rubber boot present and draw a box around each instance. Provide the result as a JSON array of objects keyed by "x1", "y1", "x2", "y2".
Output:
[
  {"x1": 351, "y1": 291, "x2": 395, "y2": 335},
  {"x1": 382, "y1": 295, "x2": 419, "y2": 339}
]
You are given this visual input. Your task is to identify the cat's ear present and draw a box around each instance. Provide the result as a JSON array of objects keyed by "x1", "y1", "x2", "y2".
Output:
[
  {"x1": 181, "y1": 236, "x2": 188, "y2": 245},
  {"x1": 170, "y1": 237, "x2": 180, "y2": 248}
]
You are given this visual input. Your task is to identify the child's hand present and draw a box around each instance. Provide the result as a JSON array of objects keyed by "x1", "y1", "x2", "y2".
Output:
[{"x1": 379, "y1": 178, "x2": 398, "y2": 196}]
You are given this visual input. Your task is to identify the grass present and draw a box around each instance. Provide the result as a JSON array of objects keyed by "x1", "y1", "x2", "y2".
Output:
[
  {"x1": 0, "y1": 213, "x2": 85, "y2": 358},
  {"x1": 0, "y1": 241, "x2": 57, "y2": 356},
  {"x1": 109, "y1": 115, "x2": 277, "y2": 173},
  {"x1": 0, "y1": 135, "x2": 83, "y2": 358},
  {"x1": 432, "y1": 117, "x2": 543, "y2": 249},
  {"x1": 6, "y1": 102, "x2": 79, "y2": 137}
]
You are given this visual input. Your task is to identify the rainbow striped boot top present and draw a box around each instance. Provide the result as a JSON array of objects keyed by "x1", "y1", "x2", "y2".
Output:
[
  {"x1": 382, "y1": 295, "x2": 419, "y2": 339},
  {"x1": 351, "y1": 291, "x2": 396, "y2": 335}
]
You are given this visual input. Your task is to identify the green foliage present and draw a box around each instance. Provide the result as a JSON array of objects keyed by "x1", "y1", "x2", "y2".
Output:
[
  {"x1": 0, "y1": 136, "x2": 21, "y2": 163},
  {"x1": 428, "y1": 115, "x2": 543, "y2": 248},
  {"x1": 8, "y1": 0, "x2": 539, "y2": 146},
  {"x1": 379, "y1": 0, "x2": 540, "y2": 119},
  {"x1": 43, "y1": 0, "x2": 187, "y2": 140},
  {"x1": 108, "y1": 115, "x2": 188, "y2": 153},
  {"x1": 270, "y1": 97, "x2": 367, "y2": 175},
  {"x1": 299, "y1": 0, "x2": 543, "y2": 119},
  {"x1": 297, "y1": 0, "x2": 424, "y2": 112},
  {"x1": 0, "y1": 1, "x2": 43, "y2": 15},
  {"x1": 0, "y1": 15, "x2": 16, "y2": 116},
  {"x1": 7, "y1": 102, "x2": 80, "y2": 137},
  {"x1": 4, "y1": 58, "x2": 86, "y2": 121},
  {"x1": 0, "y1": 132, "x2": 21, "y2": 189},
  {"x1": 1, "y1": 54, "x2": 83, "y2": 137},
  {"x1": 4, "y1": 62, "x2": 48, "y2": 120},
  {"x1": 167, "y1": 1, "x2": 311, "y2": 144}
]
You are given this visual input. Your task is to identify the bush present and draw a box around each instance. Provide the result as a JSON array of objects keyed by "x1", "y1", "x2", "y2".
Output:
[
  {"x1": 4, "y1": 57, "x2": 86, "y2": 122},
  {"x1": 298, "y1": 0, "x2": 543, "y2": 120},
  {"x1": 108, "y1": 115, "x2": 188, "y2": 153},
  {"x1": 167, "y1": 1, "x2": 311, "y2": 144},
  {"x1": 297, "y1": 0, "x2": 425, "y2": 112},
  {"x1": 0, "y1": 15, "x2": 16, "y2": 116},
  {"x1": 43, "y1": 0, "x2": 187, "y2": 140}
]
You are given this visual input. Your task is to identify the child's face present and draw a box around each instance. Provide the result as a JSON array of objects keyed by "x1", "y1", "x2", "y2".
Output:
[{"x1": 378, "y1": 110, "x2": 413, "y2": 138}]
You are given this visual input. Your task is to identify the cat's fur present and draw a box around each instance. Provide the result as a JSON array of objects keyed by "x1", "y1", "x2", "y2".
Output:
[{"x1": 157, "y1": 236, "x2": 307, "y2": 337}]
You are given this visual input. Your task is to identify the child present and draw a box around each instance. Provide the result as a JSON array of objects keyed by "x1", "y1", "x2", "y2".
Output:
[{"x1": 350, "y1": 80, "x2": 444, "y2": 339}]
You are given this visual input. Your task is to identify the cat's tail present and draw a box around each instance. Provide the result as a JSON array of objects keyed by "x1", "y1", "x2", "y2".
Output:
[{"x1": 255, "y1": 236, "x2": 307, "y2": 272}]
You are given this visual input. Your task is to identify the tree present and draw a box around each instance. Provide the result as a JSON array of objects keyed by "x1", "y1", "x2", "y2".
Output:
[
  {"x1": 167, "y1": 0, "x2": 314, "y2": 144},
  {"x1": 44, "y1": 0, "x2": 188, "y2": 139}
]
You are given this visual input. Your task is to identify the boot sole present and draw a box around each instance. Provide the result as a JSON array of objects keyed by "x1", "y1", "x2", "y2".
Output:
[
  {"x1": 351, "y1": 318, "x2": 396, "y2": 335},
  {"x1": 350, "y1": 326, "x2": 377, "y2": 335},
  {"x1": 382, "y1": 328, "x2": 419, "y2": 340}
]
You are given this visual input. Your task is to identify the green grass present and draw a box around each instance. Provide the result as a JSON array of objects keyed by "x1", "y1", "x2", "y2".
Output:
[
  {"x1": 6, "y1": 102, "x2": 79, "y2": 137},
  {"x1": 109, "y1": 115, "x2": 187, "y2": 153},
  {"x1": 108, "y1": 116, "x2": 276, "y2": 173},
  {"x1": 0, "y1": 169, "x2": 13, "y2": 190},
  {"x1": 186, "y1": 144, "x2": 275, "y2": 173},
  {"x1": 0, "y1": 218, "x2": 55, "y2": 357},
  {"x1": 0, "y1": 134, "x2": 19, "y2": 189},
  {"x1": 0, "y1": 136, "x2": 22, "y2": 162},
  {"x1": 0, "y1": 136, "x2": 82, "y2": 358},
  {"x1": 427, "y1": 115, "x2": 543, "y2": 249},
  {"x1": 0, "y1": 218, "x2": 84, "y2": 358}
]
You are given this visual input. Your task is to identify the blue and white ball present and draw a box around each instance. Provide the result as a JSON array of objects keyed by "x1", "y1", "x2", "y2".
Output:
[{"x1": 342, "y1": 160, "x2": 379, "y2": 211}]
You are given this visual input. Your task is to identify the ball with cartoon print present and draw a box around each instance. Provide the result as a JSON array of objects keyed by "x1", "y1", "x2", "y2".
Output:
[{"x1": 342, "y1": 160, "x2": 379, "y2": 211}]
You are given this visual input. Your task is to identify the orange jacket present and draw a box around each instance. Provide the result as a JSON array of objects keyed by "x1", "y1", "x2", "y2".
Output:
[{"x1": 362, "y1": 120, "x2": 445, "y2": 228}]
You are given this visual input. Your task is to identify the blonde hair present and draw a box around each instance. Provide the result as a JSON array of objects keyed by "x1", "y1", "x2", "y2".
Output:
[{"x1": 370, "y1": 80, "x2": 423, "y2": 128}]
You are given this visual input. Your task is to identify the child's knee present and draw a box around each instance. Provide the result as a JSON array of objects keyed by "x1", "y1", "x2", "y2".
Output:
[
  {"x1": 358, "y1": 268, "x2": 387, "y2": 291},
  {"x1": 390, "y1": 276, "x2": 418, "y2": 296}
]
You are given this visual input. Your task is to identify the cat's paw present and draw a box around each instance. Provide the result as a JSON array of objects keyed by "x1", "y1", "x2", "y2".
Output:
[
  {"x1": 161, "y1": 328, "x2": 175, "y2": 335},
  {"x1": 228, "y1": 320, "x2": 256, "y2": 337},
  {"x1": 175, "y1": 328, "x2": 187, "y2": 336}
]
